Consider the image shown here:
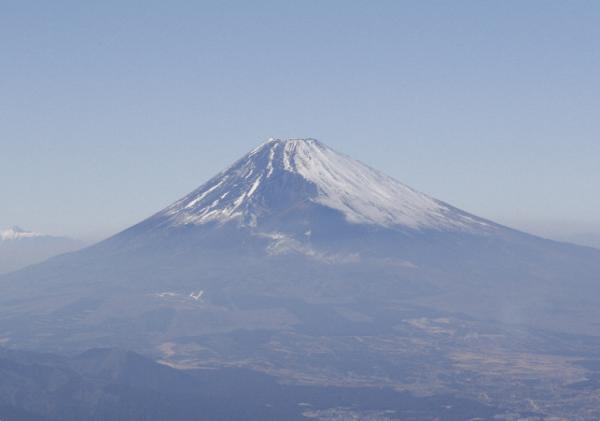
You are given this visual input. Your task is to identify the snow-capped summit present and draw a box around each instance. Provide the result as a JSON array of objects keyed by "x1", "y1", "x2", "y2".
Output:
[
  {"x1": 0, "y1": 226, "x2": 44, "y2": 241},
  {"x1": 153, "y1": 138, "x2": 492, "y2": 232}
]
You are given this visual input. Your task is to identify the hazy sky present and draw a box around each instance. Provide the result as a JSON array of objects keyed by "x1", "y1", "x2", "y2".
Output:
[{"x1": 2, "y1": 1, "x2": 599, "y2": 245}]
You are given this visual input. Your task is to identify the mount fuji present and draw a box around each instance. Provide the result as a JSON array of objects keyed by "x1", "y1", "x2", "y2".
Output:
[
  {"x1": 1, "y1": 138, "x2": 600, "y2": 417},
  {"x1": 109, "y1": 138, "x2": 501, "y2": 260}
]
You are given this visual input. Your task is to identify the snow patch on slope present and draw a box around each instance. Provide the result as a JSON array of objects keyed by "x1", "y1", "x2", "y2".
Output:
[{"x1": 260, "y1": 231, "x2": 360, "y2": 264}]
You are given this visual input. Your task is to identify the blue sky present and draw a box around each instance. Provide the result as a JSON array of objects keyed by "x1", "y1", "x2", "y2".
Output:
[{"x1": 1, "y1": 1, "x2": 599, "y2": 244}]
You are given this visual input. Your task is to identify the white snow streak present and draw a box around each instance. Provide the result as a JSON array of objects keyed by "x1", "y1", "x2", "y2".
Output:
[{"x1": 184, "y1": 180, "x2": 224, "y2": 209}]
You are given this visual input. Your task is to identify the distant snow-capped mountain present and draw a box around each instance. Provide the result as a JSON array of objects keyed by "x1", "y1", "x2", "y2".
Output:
[
  {"x1": 1, "y1": 226, "x2": 45, "y2": 241},
  {"x1": 0, "y1": 226, "x2": 82, "y2": 274}
]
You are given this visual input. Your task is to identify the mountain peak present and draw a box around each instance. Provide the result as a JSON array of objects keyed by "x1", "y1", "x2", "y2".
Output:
[
  {"x1": 249, "y1": 137, "x2": 326, "y2": 166},
  {"x1": 149, "y1": 138, "x2": 492, "y2": 233}
]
